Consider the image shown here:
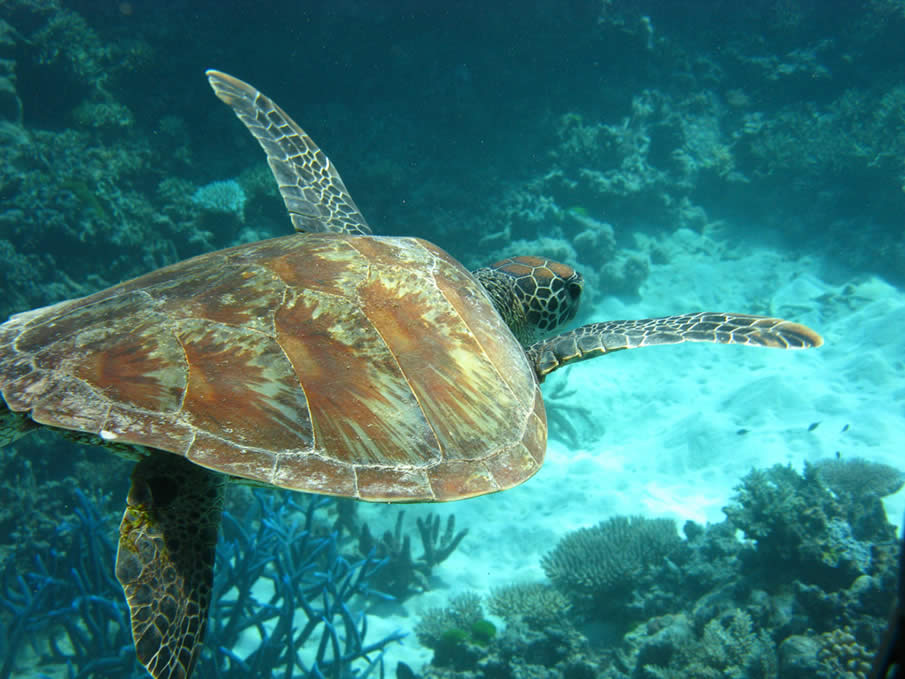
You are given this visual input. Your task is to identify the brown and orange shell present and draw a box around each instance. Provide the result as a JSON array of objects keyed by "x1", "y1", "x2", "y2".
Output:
[{"x1": 0, "y1": 234, "x2": 546, "y2": 502}]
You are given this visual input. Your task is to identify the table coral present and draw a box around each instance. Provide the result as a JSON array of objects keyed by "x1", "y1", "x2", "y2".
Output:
[{"x1": 541, "y1": 516, "x2": 683, "y2": 610}]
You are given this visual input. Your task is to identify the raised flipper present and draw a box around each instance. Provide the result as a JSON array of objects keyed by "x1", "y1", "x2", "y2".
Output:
[
  {"x1": 116, "y1": 454, "x2": 227, "y2": 679},
  {"x1": 205, "y1": 69, "x2": 371, "y2": 236},
  {"x1": 526, "y1": 312, "x2": 823, "y2": 380}
]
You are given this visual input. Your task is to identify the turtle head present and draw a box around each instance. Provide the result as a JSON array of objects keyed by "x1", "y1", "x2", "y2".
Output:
[{"x1": 472, "y1": 256, "x2": 584, "y2": 346}]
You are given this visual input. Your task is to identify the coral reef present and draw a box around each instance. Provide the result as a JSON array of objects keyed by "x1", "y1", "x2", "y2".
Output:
[
  {"x1": 488, "y1": 582, "x2": 572, "y2": 630},
  {"x1": 0, "y1": 0, "x2": 902, "y2": 322},
  {"x1": 412, "y1": 459, "x2": 900, "y2": 678},
  {"x1": 541, "y1": 516, "x2": 684, "y2": 614},
  {"x1": 415, "y1": 591, "x2": 486, "y2": 648},
  {"x1": 191, "y1": 179, "x2": 247, "y2": 221},
  {"x1": 415, "y1": 592, "x2": 497, "y2": 670},
  {"x1": 0, "y1": 485, "x2": 403, "y2": 678},
  {"x1": 357, "y1": 511, "x2": 468, "y2": 601},
  {"x1": 724, "y1": 461, "x2": 900, "y2": 591},
  {"x1": 633, "y1": 609, "x2": 777, "y2": 679},
  {"x1": 813, "y1": 627, "x2": 874, "y2": 679}
]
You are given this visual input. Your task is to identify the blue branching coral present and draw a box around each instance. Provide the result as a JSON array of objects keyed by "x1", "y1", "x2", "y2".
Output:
[
  {"x1": 0, "y1": 487, "x2": 403, "y2": 679},
  {"x1": 0, "y1": 488, "x2": 139, "y2": 679},
  {"x1": 204, "y1": 491, "x2": 404, "y2": 678}
]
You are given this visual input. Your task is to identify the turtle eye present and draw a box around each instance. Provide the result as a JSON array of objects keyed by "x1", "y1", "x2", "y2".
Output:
[
  {"x1": 567, "y1": 277, "x2": 583, "y2": 300},
  {"x1": 554, "y1": 275, "x2": 582, "y2": 326}
]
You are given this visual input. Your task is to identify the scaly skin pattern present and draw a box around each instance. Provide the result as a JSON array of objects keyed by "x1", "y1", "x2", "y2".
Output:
[
  {"x1": 472, "y1": 256, "x2": 583, "y2": 346},
  {"x1": 116, "y1": 454, "x2": 226, "y2": 679},
  {"x1": 526, "y1": 311, "x2": 823, "y2": 380},
  {"x1": 207, "y1": 69, "x2": 373, "y2": 236}
]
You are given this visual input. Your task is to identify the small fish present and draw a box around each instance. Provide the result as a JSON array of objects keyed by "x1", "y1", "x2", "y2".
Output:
[
  {"x1": 736, "y1": 428, "x2": 749, "y2": 436},
  {"x1": 808, "y1": 422, "x2": 820, "y2": 432},
  {"x1": 842, "y1": 424, "x2": 850, "y2": 432}
]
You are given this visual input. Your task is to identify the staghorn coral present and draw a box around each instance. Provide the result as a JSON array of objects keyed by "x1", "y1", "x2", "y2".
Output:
[
  {"x1": 0, "y1": 486, "x2": 403, "y2": 679},
  {"x1": 204, "y1": 491, "x2": 405, "y2": 676},
  {"x1": 357, "y1": 510, "x2": 468, "y2": 600},
  {"x1": 541, "y1": 515, "x2": 682, "y2": 610},
  {"x1": 0, "y1": 488, "x2": 137, "y2": 679}
]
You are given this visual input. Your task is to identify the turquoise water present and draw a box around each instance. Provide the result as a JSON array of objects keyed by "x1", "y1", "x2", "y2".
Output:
[{"x1": 0, "y1": 2, "x2": 902, "y2": 678}]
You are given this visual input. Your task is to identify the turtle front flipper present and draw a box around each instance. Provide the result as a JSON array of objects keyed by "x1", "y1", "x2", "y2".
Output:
[
  {"x1": 527, "y1": 312, "x2": 823, "y2": 380},
  {"x1": 116, "y1": 454, "x2": 227, "y2": 679},
  {"x1": 205, "y1": 69, "x2": 372, "y2": 236}
]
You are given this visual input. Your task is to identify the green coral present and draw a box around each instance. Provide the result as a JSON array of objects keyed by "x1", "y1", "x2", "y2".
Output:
[
  {"x1": 415, "y1": 591, "x2": 485, "y2": 649},
  {"x1": 468, "y1": 619, "x2": 496, "y2": 645},
  {"x1": 415, "y1": 592, "x2": 497, "y2": 670}
]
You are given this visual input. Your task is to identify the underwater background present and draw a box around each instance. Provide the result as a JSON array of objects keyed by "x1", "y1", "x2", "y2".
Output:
[{"x1": 0, "y1": 1, "x2": 903, "y2": 677}]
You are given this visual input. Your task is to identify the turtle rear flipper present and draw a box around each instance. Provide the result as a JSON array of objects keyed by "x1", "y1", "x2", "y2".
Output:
[
  {"x1": 0, "y1": 402, "x2": 36, "y2": 446},
  {"x1": 116, "y1": 455, "x2": 226, "y2": 679},
  {"x1": 527, "y1": 312, "x2": 823, "y2": 380}
]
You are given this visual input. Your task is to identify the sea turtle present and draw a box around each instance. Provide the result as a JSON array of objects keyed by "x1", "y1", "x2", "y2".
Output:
[{"x1": 0, "y1": 70, "x2": 822, "y2": 679}]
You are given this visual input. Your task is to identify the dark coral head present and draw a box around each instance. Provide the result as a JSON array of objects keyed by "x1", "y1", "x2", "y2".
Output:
[{"x1": 489, "y1": 256, "x2": 583, "y2": 339}]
